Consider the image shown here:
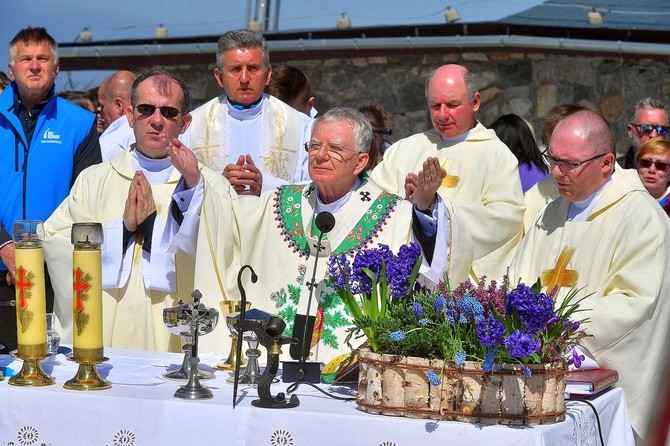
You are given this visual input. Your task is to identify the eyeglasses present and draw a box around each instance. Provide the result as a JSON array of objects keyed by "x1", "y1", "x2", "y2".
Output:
[
  {"x1": 372, "y1": 126, "x2": 393, "y2": 135},
  {"x1": 304, "y1": 142, "x2": 357, "y2": 162},
  {"x1": 542, "y1": 150, "x2": 607, "y2": 173},
  {"x1": 630, "y1": 123, "x2": 669, "y2": 136},
  {"x1": 639, "y1": 158, "x2": 670, "y2": 172},
  {"x1": 134, "y1": 104, "x2": 183, "y2": 118}
]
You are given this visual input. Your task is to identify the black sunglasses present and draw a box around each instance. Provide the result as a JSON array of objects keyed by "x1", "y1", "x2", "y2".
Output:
[
  {"x1": 134, "y1": 104, "x2": 182, "y2": 118},
  {"x1": 372, "y1": 126, "x2": 393, "y2": 135},
  {"x1": 631, "y1": 123, "x2": 669, "y2": 136},
  {"x1": 639, "y1": 158, "x2": 670, "y2": 172}
]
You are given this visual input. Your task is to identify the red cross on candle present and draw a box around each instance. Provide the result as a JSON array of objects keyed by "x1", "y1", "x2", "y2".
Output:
[
  {"x1": 74, "y1": 267, "x2": 91, "y2": 311},
  {"x1": 15, "y1": 266, "x2": 33, "y2": 309}
]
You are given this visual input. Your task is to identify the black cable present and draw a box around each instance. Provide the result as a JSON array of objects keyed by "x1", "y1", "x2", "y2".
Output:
[
  {"x1": 567, "y1": 397, "x2": 605, "y2": 446},
  {"x1": 286, "y1": 380, "x2": 357, "y2": 401}
]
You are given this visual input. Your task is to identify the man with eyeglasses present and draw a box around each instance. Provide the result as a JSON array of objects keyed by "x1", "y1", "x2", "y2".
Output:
[
  {"x1": 44, "y1": 67, "x2": 198, "y2": 352},
  {"x1": 370, "y1": 64, "x2": 524, "y2": 282},
  {"x1": 182, "y1": 29, "x2": 311, "y2": 196},
  {"x1": 617, "y1": 97, "x2": 669, "y2": 169},
  {"x1": 0, "y1": 27, "x2": 101, "y2": 354},
  {"x1": 166, "y1": 107, "x2": 474, "y2": 362},
  {"x1": 511, "y1": 108, "x2": 670, "y2": 443}
]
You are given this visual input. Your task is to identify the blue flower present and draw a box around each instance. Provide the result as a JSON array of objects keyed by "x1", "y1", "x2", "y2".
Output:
[
  {"x1": 386, "y1": 243, "x2": 422, "y2": 298},
  {"x1": 504, "y1": 331, "x2": 538, "y2": 359},
  {"x1": 413, "y1": 302, "x2": 423, "y2": 318},
  {"x1": 458, "y1": 294, "x2": 484, "y2": 321},
  {"x1": 522, "y1": 366, "x2": 532, "y2": 378},
  {"x1": 389, "y1": 330, "x2": 406, "y2": 342},
  {"x1": 418, "y1": 318, "x2": 429, "y2": 327},
  {"x1": 506, "y1": 284, "x2": 556, "y2": 334},
  {"x1": 482, "y1": 349, "x2": 496, "y2": 373},
  {"x1": 476, "y1": 315, "x2": 506, "y2": 347},
  {"x1": 427, "y1": 369, "x2": 441, "y2": 386},
  {"x1": 434, "y1": 295, "x2": 447, "y2": 312},
  {"x1": 455, "y1": 350, "x2": 466, "y2": 366}
]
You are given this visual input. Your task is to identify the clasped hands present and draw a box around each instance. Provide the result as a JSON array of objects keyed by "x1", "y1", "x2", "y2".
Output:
[
  {"x1": 404, "y1": 157, "x2": 446, "y2": 211},
  {"x1": 222, "y1": 154, "x2": 263, "y2": 196}
]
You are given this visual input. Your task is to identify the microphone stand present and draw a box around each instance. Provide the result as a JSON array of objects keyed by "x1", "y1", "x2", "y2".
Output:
[{"x1": 282, "y1": 211, "x2": 334, "y2": 383}]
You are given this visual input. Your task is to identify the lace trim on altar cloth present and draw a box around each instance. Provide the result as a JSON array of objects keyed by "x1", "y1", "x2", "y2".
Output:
[
  {"x1": 1, "y1": 426, "x2": 137, "y2": 446},
  {"x1": 566, "y1": 400, "x2": 597, "y2": 446},
  {"x1": 267, "y1": 429, "x2": 401, "y2": 446}
]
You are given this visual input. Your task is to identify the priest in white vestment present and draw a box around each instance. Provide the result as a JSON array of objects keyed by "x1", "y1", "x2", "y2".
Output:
[
  {"x1": 44, "y1": 67, "x2": 199, "y2": 352},
  {"x1": 510, "y1": 109, "x2": 670, "y2": 443},
  {"x1": 369, "y1": 64, "x2": 524, "y2": 281},
  {"x1": 167, "y1": 107, "x2": 474, "y2": 362},
  {"x1": 181, "y1": 29, "x2": 311, "y2": 196}
]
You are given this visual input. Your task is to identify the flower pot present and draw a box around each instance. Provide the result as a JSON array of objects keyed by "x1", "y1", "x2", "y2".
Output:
[{"x1": 356, "y1": 348, "x2": 566, "y2": 425}]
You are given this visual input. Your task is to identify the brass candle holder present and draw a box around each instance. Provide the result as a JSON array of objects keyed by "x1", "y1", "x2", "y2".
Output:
[
  {"x1": 9, "y1": 220, "x2": 55, "y2": 387},
  {"x1": 215, "y1": 300, "x2": 251, "y2": 371},
  {"x1": 64, "y1": 223, "x2": 110, "y2": 391}
]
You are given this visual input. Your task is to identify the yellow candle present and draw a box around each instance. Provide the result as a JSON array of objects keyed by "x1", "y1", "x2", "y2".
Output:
[
  {"x1": 72, "y1": 246, "x2": 103, "y2": 350},
  {"x1": 14, "y1": 243, "x2": 47, "y2": 353}
]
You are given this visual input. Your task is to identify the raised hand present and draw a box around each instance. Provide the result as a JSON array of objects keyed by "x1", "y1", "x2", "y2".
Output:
[
  {"x1": 166, "y1": 138, "x2": 200, "y2": 189},
  {"x1": 405, "y1": 172, "x2": 418, "y2": 202},
  {"x1": 223, "y1": 154, "x2": 263, "y2": 196},
  {"x1": 413, "y1": 157, "x2": 446, "y2": 211}
]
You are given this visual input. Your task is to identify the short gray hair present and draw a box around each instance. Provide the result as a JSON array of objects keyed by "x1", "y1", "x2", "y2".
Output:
[
  {"x1": 425, "y1": 66, "x2": 478, "y2": 103},
  {"x1": 313, "y1": 107, "x2": 372, "y2": 154},
  {"x1": 631, "y1": 97, "x2": 667, "y2": 123},
  {"x1": 216, "y1": 29, "x2": 270, "y2": 68}
]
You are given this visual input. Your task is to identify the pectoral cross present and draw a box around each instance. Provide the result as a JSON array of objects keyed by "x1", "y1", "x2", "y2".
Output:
[
  {"x1": 15, "y1": 266, "x2": 33, "y2": 309},
  {"x1": 439, "y1": 159, "x2": 460, "y2": 188},
  {"x1": 74, "y1": 267, "x2": 91, "y2": 312},
  {"x1": 541, "y1": 246, "x2": 578, "y2": 294}
]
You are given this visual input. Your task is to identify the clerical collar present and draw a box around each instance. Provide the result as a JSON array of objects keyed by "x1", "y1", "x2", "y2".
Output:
[
  {"x1": 131, "y1": 144, "x2": 173, "y2": 172},
  {"x1": 439, "y1": 127, "x2": 471, "y2": 144},
  {"x1": 567, "y1": 171, "x2": 615, "y2": 221},
  {"x1": 226, "y1": 95, "x2": 264, "y2": 119},
  {"x1": 316, "y1": 177, "x2": 362, "y2": 215}
]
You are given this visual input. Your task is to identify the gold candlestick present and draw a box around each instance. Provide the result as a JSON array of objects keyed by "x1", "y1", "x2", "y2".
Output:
[
  {"x1": 216, "y1": 300, "x2": 251, "y2": 371},
  {"x1": 10, "y1": 220, "x2": 54, "y2": 387},
  {"x1": 64, "y1": 223, "x2": 110, "y2": 391}
]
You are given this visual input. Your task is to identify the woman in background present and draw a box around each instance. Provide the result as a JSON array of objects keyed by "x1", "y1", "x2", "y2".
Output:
[
  {"x1": 636, "y1": 138, "x2": 670, "y2": 216},
  {"x1": 490, "y1": 113, "x2": 548, "y2": 193}
]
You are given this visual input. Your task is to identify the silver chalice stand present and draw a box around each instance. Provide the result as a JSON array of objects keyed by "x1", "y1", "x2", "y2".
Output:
[
  {"x1": 226, "y1": 308, "x2": 271, "y2": 386},
  {"x1": 162, "y1": 290, "x2": 219, "y2": 400}
]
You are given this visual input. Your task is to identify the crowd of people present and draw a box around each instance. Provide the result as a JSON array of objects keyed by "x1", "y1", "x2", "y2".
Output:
[{"x1": 0, "y1": 26, "x2": 669, "y2": 443}]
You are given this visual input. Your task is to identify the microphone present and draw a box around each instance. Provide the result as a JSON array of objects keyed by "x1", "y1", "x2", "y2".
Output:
[{"x1": 284, "y1": 211, "x2": 335, "y2": 382}]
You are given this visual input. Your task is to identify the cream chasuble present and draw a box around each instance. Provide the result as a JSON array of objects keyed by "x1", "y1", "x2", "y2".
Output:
[
  {"x1": 369, "y1": 122, "x2": 524, "y2": 281},
  {"x1": 44, "y1": 149, "x2": 195, "y2": 352},
  {"x1": 184, "y1": 93, "x2": 310, "y2": 192},
  {"x1": 190, "y1": 175, "x2": 473, "y2": 362},
  {"x1": 510, "y1": 168, "x2": 670, "y2": 439}
]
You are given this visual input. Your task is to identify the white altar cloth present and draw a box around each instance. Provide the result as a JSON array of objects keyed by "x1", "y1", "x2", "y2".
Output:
[{"x1": 0, "y1": 348, "x2": 634, "y2": 446}]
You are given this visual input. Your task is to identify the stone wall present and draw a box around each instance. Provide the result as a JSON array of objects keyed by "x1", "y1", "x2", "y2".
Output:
[{"x1": 173, "y1": 50, "x2": 670, "y2": 157}]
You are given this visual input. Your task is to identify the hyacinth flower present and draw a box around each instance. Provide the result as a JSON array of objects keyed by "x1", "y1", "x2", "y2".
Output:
[{"x1": 328, "y1": 243, "x2": 423, "y2": 352}]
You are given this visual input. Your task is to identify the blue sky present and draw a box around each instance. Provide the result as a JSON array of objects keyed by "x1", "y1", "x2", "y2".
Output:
[{"x1": 1, "y1": 0, "x2": 544, "y2": 91}]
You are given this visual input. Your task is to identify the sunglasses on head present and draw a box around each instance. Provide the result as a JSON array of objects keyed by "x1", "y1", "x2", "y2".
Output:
[
  {"x1": 631, "y1": 123, "x2": 669, "y2": 136},
  {"x1": 134, "y1": 104, "x2": 182, "y2": 118},
  {"x1": 639, "y1": 158, "x2": 670, "y2": 172}
]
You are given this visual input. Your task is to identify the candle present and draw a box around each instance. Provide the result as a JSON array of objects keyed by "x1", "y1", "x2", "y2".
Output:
[
  {"x1": 13, "y1": 221, "x2": 47, "y2": 358},
  {"x1": 71, "y1": 223, "x2": 104, "y2": 362}
]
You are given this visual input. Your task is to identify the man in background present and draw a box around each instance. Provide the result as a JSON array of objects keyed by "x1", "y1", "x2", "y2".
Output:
[
  {"x1": 618, "y1": 97, "x2": 668, "y2": 169},
  {"x1": 98, "y1": 70, "x2": 137, "y2": 160},
  {"x1": 0, "y1": 27, "x2": 100, "y2": 353},
  {"x1": 182, "y1": 29, "x2": 311, "y2": 196}
]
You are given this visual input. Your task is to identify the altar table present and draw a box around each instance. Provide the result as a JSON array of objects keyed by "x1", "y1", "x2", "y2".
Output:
[{"x1": 0, "y1": 348, "x2": 635, "y2": 446}]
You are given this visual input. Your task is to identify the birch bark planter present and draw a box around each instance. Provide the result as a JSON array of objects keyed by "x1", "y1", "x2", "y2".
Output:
[{"x1": 356, "y1": 348, "x2": 566, "y2": 425}]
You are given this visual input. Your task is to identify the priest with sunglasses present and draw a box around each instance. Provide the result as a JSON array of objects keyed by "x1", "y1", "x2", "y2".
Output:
[
  {"x1": 511, "y1": 109, "x2": 670, "y2": 443},
  {"x1": 43, "y1": 67, "x2": 198, "y2": 352}
]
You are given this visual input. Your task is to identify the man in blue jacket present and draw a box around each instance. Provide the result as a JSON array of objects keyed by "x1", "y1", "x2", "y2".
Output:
[{"x1": 0, "y1": 27, "x2": 101, "y2": 353}]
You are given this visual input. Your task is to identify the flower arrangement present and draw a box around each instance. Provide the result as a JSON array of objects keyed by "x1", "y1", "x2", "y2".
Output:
[{"x1": 328, "y1": 243, "x2": 589, "y2": 377}]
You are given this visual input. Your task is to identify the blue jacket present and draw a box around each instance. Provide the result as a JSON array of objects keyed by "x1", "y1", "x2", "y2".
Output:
[{"x1": 0, "y1": 82, "x2": 101, "y2": 270}]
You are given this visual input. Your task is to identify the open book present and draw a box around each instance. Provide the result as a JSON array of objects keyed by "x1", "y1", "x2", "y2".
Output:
[{"x1": 565, "y1": 368, "x2": 618, "y2": 396}]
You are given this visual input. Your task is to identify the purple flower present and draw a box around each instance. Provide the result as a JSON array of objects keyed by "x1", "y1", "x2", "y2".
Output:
[
  {"x1": 327, "y1": 253, "x2": 351, "y2": 290},
  {"x1": 413, "y1": 302, "x2": 424, "y2": 318},
  {"x1": 506, "y1": 284, "x2": 556, "y2": 334},
  {"x1": 427, "y1": 369, "x2": 441, "y2": 386},
  {"x1": 351, "y1": 245, "x2": 391, "y2": 293},
  {"x1": 504, "y1": 331, "x2": 538, "y2": 358},
  {"x1": 386, "y1": 243, "x2": 422, "y2": 298},
  {"x1": 389, "y1": 330, "x2": 406, "y2": 342},
  {"x1": 476, "y1": 315, "x2": 506, "y2": 347},
  {"x1": 567, "y1": 348, "x2": 585, "y2": 368}
]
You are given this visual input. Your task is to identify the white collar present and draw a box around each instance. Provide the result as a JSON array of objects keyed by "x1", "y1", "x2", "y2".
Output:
[
  {"x1": 567, "y1": 170, "x2": 616, "y2": 221},
  {"x1": 315, "y1": 177, "x2": 362, "y2": 214}
]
